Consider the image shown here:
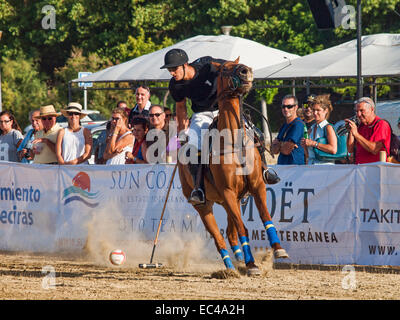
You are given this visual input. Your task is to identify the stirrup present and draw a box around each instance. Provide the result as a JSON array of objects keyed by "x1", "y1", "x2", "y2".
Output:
[
  {"x1": 263, "y1": 168, "x2": 280, "y2": 185},
  {"x1": 188, "y1": 188, "x2": 205, "y2": 205}
]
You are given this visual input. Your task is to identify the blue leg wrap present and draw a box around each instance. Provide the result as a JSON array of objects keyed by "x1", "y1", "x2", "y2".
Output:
[
  {"x1": 264, "y1": 221, "x2": 280, "y2": 246},
  {"x1": 231, "y1": 245, "x2": 244, "y2": 262},
  {"x1": 239, "y1": 236, "x2": 254, "y2": 264},
  {"x1": 219, "y1": 249, "x2": 235, "y2": 269}
]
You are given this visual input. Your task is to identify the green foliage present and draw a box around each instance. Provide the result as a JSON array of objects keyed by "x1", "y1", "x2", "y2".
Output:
[
  {"x1": 256, "y1": 80, "x2": 283, "y2": 105},
  {"x1": 1, "y1": 54, "x2": 48, "y2": 129}
]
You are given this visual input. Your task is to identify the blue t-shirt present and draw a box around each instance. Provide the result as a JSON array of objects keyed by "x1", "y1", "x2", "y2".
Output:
[{"x1": 277, "y1": 117, "x2": 305, "y2": 165}]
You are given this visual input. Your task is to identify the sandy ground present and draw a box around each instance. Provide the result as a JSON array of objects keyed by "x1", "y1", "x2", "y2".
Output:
[
  {"x1": 1, "y1": 145, "x2": 398, "y2": 302},
  {"x1": 0, "y1": 249, "x2": 399, "y2": 301}
]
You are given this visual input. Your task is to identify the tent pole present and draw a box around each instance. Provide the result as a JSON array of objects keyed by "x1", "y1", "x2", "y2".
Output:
[
  {"x1": 291, "y1": 80, "x2": 295, "y2": 96},
  {"x1": 356, "y1": 0, "x2": 362, "y2": 99},
  {"x1": 163, "y1": 90, "x2": 169, "y2": 108},
  {"x1": 306, "y1": 78, "x2": 310, "y2": 95},
  {"x1": 261, "y1": 98, "x2": 270, "y2": 144},
  {"x1": 372, "y1": 77, "x2": 377, "y2": 104}
]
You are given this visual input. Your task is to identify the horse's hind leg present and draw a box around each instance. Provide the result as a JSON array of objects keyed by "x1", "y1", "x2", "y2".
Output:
[
  {"x1": 226, "y1": 213, "x2": 244, "y2": 262},
  {"x1": 251, "y1": 186, "x2": 289, "y2": 259},
  {"x1": 194, "y1": 201, "x2": 235, "y2": 270}
]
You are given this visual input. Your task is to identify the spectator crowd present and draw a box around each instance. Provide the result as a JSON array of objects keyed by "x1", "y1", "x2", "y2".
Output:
[
  {"x1": 0, "y1": 88, "x2": 397, "y2": 167},
  {"x1": 0, "y1": 85, "x2": 184, "y2": 166},
  {"x1": 271, "y1": 93, "x2": 396, "y2": 165}
]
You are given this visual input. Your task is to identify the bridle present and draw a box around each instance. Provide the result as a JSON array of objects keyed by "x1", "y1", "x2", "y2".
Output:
[
  {"x1": 218, "y1": 62, "x2": 252, "y2": 98},
  {"x1": 210, "y1": 62, "x2": 252, "y2": 113},
  {"x1": 221, "y1": 63, "x2": 245, "y2": 92},
  {"x1": 216, "y1": 62, "x2": 253, "y2": 129}
]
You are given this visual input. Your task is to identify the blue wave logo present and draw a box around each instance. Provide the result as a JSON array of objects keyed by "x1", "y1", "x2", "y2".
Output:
[{"x1": 63, "y1": 172, "x2": 99, "y2": 208}]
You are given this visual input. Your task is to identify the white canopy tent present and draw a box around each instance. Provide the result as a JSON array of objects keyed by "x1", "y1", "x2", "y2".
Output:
[
  {"x1": 254, "y1": 33, "x2": 400, "y2": 80},
  {"x1": 71, "y1": 34, "x2": 299, "y2": 84},
  {"x1": 376, "y1": 100, "x2": 400, "y2": 136}
]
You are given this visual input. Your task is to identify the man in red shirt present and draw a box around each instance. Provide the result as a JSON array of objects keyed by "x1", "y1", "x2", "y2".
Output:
[{"x1": 345, "y1": 97, "x2": 391, "y2": 164}]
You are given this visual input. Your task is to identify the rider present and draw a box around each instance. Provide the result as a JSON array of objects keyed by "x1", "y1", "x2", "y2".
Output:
[{"x1": 161, "y1": 48, "x2": 279, "y2": 205}]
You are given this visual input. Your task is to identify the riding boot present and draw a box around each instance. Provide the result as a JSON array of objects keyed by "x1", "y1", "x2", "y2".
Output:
[{"x1": 188, "y1": 163, "x2": 205, "y2": 205}]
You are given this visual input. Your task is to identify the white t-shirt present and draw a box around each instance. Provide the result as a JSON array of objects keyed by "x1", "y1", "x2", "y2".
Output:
[
  {"x1": 0, "y1": 129, "x2": 24, "y2": 162},
  {"x1": 62, "y1": 127, "x2": 86, "y2": 162}
]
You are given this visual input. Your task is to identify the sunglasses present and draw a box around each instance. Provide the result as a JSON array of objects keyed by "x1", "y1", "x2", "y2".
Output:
[
  {"x1": 68, "y1": 112, "x2": 81, "y2": 116},
  {"x1": 281, "y1": 104, "x2": 297, "y2": 109},
  {"x1": 41, "y1": 117, "x2": 55, "y2": 121},
  {"x1": 112, "y1": 117, "x2": 122, "y2": 121},
  {"x1": 149, "y1": 112, "x2": 163, "y2": 118},
  {"x1": 0, "y1": 119, "x2": 11, "y2": 124}
]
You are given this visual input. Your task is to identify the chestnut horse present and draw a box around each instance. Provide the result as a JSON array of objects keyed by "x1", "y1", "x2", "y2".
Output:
[{"x1": 178, "y1": 58, "x2": 288, "y2": 275}]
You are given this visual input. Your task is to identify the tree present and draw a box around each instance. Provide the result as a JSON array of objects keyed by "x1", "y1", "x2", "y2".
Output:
[{"x1": 1, "y1": 54, "x2": 49, "y2": 129}]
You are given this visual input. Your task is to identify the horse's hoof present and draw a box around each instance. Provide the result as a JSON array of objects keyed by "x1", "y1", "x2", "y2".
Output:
[
  {"x1": 274, "y1": 248, "x2": 289, "y2": 259},
  {"x1": 247, "y1": 266, "x2": 261, "y2": 276},
  {"x1": 246, "y1": 262, "x2": 261, "y2": 276}
]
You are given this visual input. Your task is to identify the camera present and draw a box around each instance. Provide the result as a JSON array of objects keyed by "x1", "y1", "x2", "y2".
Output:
[{"x1": 345, "y1": 115, "x2": 360, "y2": 131}]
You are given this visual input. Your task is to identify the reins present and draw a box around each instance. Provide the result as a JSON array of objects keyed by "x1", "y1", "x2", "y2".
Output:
[{"x1": 210, "y1": 64, "x2": 274, "y2": 157}]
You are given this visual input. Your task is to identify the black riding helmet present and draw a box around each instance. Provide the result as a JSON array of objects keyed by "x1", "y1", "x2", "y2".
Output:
[{"x1": 160, "y1": 48, "x2": 189, "y2": 69}]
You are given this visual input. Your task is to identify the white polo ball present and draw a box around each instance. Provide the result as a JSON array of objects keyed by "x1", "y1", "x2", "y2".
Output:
[{"x1": 109, "y1": 249, "x2": 126, "y2": 266}]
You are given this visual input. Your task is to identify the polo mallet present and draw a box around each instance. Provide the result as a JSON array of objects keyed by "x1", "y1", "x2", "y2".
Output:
[{"x1": 139, "y1": 162, "x2": 178, "y2": 269}]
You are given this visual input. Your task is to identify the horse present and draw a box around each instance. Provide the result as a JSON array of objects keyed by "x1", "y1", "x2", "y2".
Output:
[{"x1": 178, "y1": 58, "x2": 288, "y2": 275}]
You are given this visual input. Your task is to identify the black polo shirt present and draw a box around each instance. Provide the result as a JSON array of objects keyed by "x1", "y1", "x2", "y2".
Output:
[{"x1": 168, "y1": 56, "x2": 226, "y2": 113}]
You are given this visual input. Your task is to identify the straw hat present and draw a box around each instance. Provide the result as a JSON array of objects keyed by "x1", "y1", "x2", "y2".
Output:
[
  {"x1": 39, "y1": 105, "x2": 61, "y2": 117},
  {"x1": 61, "y1": 102, "x2": 87, "y2": 119}
]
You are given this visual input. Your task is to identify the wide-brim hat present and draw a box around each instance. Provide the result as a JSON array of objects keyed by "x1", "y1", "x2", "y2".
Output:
[
  {"x1": 61, "y1": 102, "x2": 87, "y2": 119},
  {"x1": 40, "y1": 105, "x2": 61, "y2": 117}
]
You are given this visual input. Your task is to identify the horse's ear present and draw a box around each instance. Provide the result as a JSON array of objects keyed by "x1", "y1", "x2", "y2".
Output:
[
  {"x1": 234, "y1": 56, "x2": 240, "y2": 64},
  {"x1": 211, "y1": 61, "x2": 222, "y2": 71}
]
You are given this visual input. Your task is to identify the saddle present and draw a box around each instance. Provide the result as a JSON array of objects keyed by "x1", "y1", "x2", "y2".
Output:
[{"x1": 204, "y1": 116, "x2": 254, "y2": 202}]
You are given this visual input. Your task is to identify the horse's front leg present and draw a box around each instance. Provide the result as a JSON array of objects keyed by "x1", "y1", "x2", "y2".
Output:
[
  {"x1": 222, "y1": 192, "x2": 260, "y2": 275},
  {"x1": 226, "y1": 211, "x2": 244, "y2": 262}
]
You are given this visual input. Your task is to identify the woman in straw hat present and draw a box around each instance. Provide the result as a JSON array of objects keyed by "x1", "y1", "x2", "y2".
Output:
[{"x1": 55, "y1": 102, "x2": 93, "y2": 165}]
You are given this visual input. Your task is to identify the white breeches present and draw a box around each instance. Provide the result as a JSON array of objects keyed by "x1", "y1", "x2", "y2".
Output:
[{"x1": 186, "y1": 110, "x2": 219, "y2": 151}]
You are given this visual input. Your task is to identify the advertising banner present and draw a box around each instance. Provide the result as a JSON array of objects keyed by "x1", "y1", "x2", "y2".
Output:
[{"x1": 0, "y1": 162, "x2": 399, "y2": 266}]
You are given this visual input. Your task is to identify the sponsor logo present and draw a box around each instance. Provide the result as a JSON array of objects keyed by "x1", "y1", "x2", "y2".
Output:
[{"x1": 62, "y1": 172, "x2": 99, "y2": 208}]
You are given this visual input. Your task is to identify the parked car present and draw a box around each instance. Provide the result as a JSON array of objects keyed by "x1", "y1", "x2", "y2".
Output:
[
  {"x1": 88, "y1": 122, "x2": 108, "y2": 164},
  {"x1": 24, "y1": 109, "x2": 108, "y2": 134}
]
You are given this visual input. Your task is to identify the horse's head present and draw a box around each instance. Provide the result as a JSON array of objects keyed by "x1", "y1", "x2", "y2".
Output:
[{"x1": 213, "y1": 57, "x2": 253, "y2": 96}]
